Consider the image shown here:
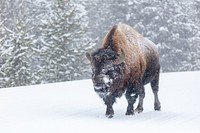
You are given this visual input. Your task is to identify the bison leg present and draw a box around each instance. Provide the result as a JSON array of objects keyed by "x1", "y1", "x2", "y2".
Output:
[
  {"x1": 103, "y1": 95, "x2": 115, "y2": 118},
  {"x1": 150, "y1": 72, "x2": 161, "y2": 111},
  {"x1": 135, "y1": 86, "x2": 145, "y2": 113},
  {"x1": 125, "y1": 87, "x2": 138, "y2": 115}
]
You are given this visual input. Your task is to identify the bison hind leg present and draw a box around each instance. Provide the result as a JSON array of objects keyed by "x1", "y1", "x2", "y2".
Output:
[
  {"x1": 150, "y1": 71, "x2": 161, "y2": 111},
  {"x1": 135, "y1": 86, "x2": 145, "y2": 114}
]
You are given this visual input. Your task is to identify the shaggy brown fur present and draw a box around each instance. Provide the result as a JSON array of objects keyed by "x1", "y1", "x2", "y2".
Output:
[{"x1": 86, "y1": 24, "x2": 161, "y2": 118}]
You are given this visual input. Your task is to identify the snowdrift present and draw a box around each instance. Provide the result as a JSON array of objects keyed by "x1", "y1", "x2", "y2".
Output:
[{"x1": 0, "y1": 71, "x2": 200, "y2": 133}]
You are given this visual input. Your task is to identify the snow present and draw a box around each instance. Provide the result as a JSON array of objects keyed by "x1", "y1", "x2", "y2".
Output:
[
  {"x1": 0, "y1": 71, "x2": 200, "y2": 133},
  {"x1": 103, "y1": 75, "x2": 111, "y2": 84}
]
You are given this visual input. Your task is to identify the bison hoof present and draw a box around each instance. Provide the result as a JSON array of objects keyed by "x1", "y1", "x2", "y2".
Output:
[
  {"x1": 154, "y1": 103, "x2": 161, "y2": 111},
  {"x1": 125, "y1": 110, "x2": 134, "y2": 115},
  {"x1": 135, "y1": 107, "x2": 143, "y2": 114},
  {"x1": 106, "y1": 114, "x2": 114, "y2": 118},
  {"x1": 105, "y1": 108, "x2": 114, "y2": 118},
  {"x1": 154, "y1": 106, "x2": 161, "y2": 111}
]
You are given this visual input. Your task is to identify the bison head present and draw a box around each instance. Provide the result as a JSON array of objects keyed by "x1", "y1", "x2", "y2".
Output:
[{"x1": 86, "y1": 48, "x2": 125, "y2": 98}]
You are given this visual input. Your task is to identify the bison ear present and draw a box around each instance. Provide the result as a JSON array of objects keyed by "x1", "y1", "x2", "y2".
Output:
[
  {"x1": 114, "y1": 49, "x2": 126, "y2": 65},
  {"x1": 86, "y1": 52, "x2": 93, "y2": 62}
]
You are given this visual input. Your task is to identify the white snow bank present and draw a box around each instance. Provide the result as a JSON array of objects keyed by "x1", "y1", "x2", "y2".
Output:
[{"x1": 0, "y1": 71, "x2": 200, "y2": 133}]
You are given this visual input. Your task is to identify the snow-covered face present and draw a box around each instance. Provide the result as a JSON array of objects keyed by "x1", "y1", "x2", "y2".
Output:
[
  {"x1": 86, "y1": 49, "x2": 124, "y2": 98},
  {"x1": 91, "y1": 61, "x2": 122, "y2": 98}
]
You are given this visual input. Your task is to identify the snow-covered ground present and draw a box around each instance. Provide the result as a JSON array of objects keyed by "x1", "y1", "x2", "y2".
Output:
[{"x1": 0, "y1": 71, "x2": 200, "y2": 133}]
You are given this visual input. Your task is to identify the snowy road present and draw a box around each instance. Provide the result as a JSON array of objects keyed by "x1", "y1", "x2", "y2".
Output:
[{"x1": 0, "y1": 71, "x2": 200, "y2": 133}]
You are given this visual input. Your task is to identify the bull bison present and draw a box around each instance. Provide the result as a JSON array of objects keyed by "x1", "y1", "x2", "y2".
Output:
[{"x1": 86, "y1": 24, "x2": 161, "y2": 118}]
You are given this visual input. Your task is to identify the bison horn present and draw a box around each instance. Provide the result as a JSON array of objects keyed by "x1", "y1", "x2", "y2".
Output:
[
  {"x1": 114, "y1": 49, "x2": 126, "y2": 65},
  {"x1": 86, "y1": 52, "x2": 93, "y2": 62}
]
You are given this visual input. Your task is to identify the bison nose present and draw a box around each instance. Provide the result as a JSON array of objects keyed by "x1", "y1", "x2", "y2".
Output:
[
  {"x1": 94, "y1": 83, "x2": 107, "y2": 92},
  {"x1": 94, "y1": 86, "x2": 103, "y2": 91}
]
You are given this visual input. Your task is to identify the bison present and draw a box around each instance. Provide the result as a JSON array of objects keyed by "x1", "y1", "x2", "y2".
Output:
[{"x1": 86, "y1": 24, "x2": 161, "y2": 118}]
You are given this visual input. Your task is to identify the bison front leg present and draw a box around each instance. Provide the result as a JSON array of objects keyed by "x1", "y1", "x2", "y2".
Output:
[
  {"x1": 125, "y1": 87, "x2": 138, "y2": 115},
  {"x1": 103, "y1": 95, "x2": 116, "y2": 118}
]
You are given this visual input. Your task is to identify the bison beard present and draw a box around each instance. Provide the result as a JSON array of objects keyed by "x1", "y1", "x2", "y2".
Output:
[{"x1": 86, "y1": 24, "x2": 161, "y2": 118}]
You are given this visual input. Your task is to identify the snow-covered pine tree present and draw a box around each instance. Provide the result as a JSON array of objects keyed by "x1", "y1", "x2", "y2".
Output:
[
  {"x1": 25, "y1": 0, "x2": 54, "y2": 85},
  {"x1": 0, "y1": 0, "x2": 33, "y2": 87},
  {"x1": 38, "y1": 0, "x2": 94, "y2": 83},
  {"x1": 185, "y1": 0, "x2": 200, "y2": 71}
]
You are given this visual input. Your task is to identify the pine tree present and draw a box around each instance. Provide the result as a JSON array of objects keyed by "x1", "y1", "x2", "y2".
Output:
[
  {"x1": 38, "y1": 0, "x2": 94, "y2": 83},
  {"x1": 186, "y1": 0, "x2": 200, "y2": 71},
  {"x1": 0, "y1": 0, "x2": 33, "y2": 87}
]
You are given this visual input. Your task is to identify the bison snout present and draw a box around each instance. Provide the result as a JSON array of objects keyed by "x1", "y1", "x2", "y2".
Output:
[
  {"x1": 94, "y1": 86, "x2": 110, "y2": 98},
  {"x1": 94, "y1": 86, "x2": 103, "y2": 91},
  {"x1": 94, "y1": 85, "x2": 108, "y2": 92}
]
